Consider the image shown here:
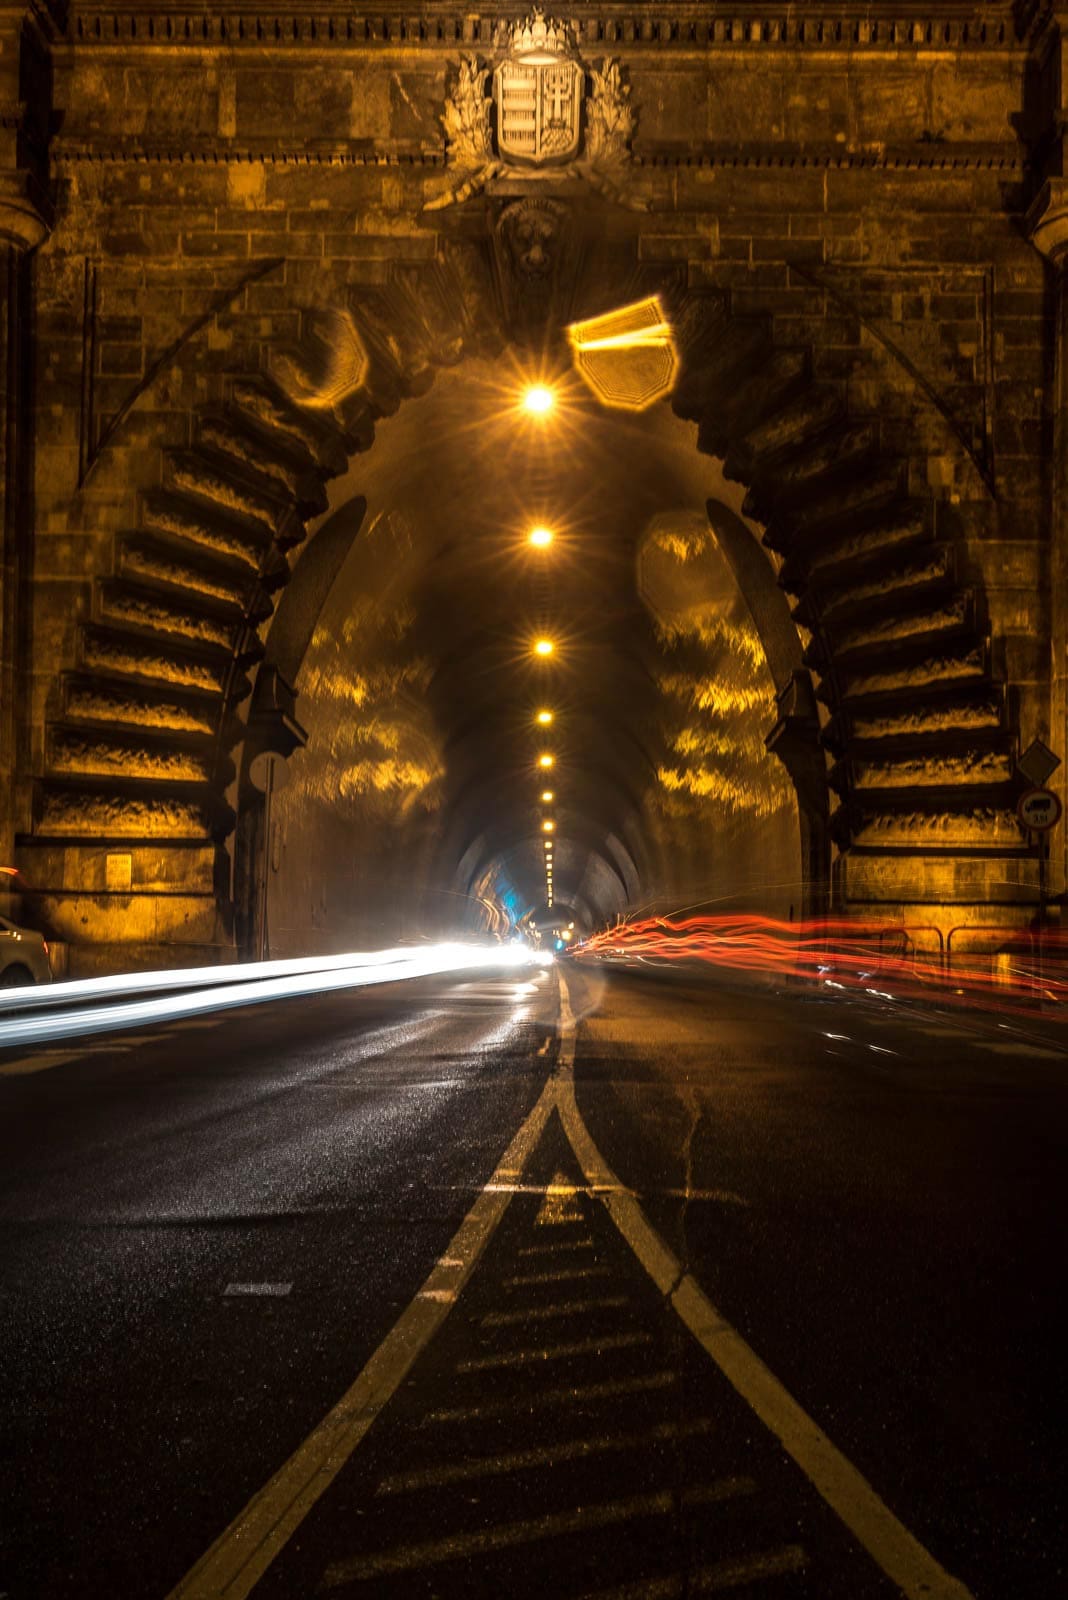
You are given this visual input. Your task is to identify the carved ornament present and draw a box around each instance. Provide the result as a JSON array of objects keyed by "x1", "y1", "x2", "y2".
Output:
[{"x1": 426, "y1": 8, "x2": 640, "y2": 211}]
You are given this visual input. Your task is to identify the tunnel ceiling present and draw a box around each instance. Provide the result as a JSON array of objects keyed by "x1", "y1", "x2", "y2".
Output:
[{"x1": 277, "y1": 357, "x2": 795, "y2": 932}]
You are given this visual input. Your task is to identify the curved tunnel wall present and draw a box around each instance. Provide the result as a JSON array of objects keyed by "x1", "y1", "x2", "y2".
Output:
[
  {"x1": 262, "y1": 362, "x2": 804, "y2": 953},
  {"x1": 21, "y1": 232, "x2": 1034, "y2": 969}
]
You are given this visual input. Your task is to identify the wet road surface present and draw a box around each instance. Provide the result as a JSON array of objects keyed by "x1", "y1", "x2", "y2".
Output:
[{"x1": 1, "y1": 961, "x2": 1064, "y2": 1599}]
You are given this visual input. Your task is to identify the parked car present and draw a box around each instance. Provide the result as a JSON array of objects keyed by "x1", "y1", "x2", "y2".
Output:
[{"x1": 0, "y1": 916, "x2": 52, "y2": 987}]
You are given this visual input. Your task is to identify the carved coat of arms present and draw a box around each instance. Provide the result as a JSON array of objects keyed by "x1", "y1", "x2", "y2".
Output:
[
  {"x1": 427, "y1": 8, "x2": 641, "y2": 210},
  {"x1": 493, "y1": 12, "x2": 582, "y2": 166}
]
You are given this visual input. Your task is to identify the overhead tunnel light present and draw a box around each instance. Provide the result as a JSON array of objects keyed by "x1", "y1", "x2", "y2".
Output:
[
  {"x1": 521, "y1": 385, "x2": 555, "y2": 417},
  {"x1": 538, "y1": 754, "x2": 554, "y2": 769},
  {"x1": 528, "y1": 526, "x2": 554, "y2": 549},
  {"x1": 536, "y1": 710, "x2": 553, "y2": 726},
  {"x1": 542, "y1": 821, "x2": 555, "y2": 832},
  {"x1": 541, "y1": 789, "x2": 554, "y2": 802},
  {"x1": 534, "y1": 638, "x2": 554, "y2": 657}
]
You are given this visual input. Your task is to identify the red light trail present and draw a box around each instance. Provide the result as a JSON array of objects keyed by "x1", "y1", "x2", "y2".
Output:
[{"x1": 571, "y1": 913, "x2": 1068, "y2": 1016}]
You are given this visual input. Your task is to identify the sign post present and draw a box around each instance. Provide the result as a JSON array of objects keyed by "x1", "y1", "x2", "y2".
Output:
[{"x1": 1016, "y1": 743, "x2": 1063, "y2": 991}]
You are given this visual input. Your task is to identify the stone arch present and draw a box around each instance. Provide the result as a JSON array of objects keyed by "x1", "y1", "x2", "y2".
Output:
[{"x1": 22, "y1": 253, "x2": 1020, "y2": 963}]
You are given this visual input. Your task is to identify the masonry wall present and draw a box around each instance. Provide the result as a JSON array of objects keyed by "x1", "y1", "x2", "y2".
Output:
[{"x1": 2, "y1": 3, "x2": 1061, "y2": 966}]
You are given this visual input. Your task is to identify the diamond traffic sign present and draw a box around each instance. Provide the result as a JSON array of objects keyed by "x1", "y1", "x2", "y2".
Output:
[{"x1": 1017, "y1": 738, "x2": 1061, "y2": 787}]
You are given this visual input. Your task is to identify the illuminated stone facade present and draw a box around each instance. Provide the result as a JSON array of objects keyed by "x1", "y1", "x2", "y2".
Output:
[{"x1": 0, "y1": 1, "x2": 1064, "y2": 970}]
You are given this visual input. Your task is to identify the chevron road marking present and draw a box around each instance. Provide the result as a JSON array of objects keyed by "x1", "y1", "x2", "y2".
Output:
[{"x1": 168, "y1": 971, "x2": 976, "y2": 1600}]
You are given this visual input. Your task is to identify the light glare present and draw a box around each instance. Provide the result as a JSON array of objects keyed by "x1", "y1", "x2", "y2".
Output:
[{"x1": 522, "y1": 385, "x2": 555, "y2": 416}]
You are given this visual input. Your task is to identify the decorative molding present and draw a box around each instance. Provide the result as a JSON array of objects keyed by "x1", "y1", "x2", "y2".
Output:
[
  {"x1": 51, "y1": 140, "x2": 1023, "y2": 175},
  {"x1": 427, "y1": 12, "x2": 639, "y2": 208},
  {"x1": 636, "y1": 146, "x2": 1023, "y2": 170},
  {"x1": 65, "y1": 4, "x2": 1030, "y2": 53},
  {"x1": 53, "y1": 142, "x2": 445, "y2": 166}
]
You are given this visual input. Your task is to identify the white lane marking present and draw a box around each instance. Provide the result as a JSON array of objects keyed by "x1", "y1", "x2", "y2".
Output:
[
  {"x1": 321, "y1": 1478, "x2": 756, "y2": 1585},
  {"x1": 455, "y1": 1330, "x2": 651, "y2": 1374},
  {"x1": 165, "y1": 1071, "x2": 557, "y2": 1600},
  {"x1": 482, "y1": 1295, "x2": 628, "y2": 1328},
  {"x1": 424, "y1": 1370, "x2": 679, "y2": 1425},
  {"x1": 555, "y1": 973, "x2": 975, "y2": 1600},
  {"x1": 223, "y1": 1283, "x2": 292, "y2": 1298},
  {"x1": 375, "y1": 1416, "x2": 715, "y2": 1495}
]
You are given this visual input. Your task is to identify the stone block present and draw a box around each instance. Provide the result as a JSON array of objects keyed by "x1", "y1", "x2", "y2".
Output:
[{"x1": 181, "y1": 233, "x2": 250, "y2": 259}]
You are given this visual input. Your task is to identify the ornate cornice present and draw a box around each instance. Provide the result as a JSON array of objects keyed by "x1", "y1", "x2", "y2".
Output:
[
  {"x1": 50, "y1": 137, "x2": 1023, "y2": 173},
  {"x1": 65, "y1": 3, "x2": 1030, "y2": 53}
]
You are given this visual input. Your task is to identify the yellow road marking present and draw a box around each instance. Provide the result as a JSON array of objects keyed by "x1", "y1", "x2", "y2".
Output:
[
  {"x1": 424, "y1": 1369, "x2": 679, "y2": 1425},
  {"x1": 170, "y1": 972, "x2": 977, "y2": 1600},
  {"x1": 375, "y1": 1417, "x2": 714, "y2": 1495},
  {"x1": 517, "y1": 1235, "x2": 595, "y2": 1256},
  {"x1": 0, "y1": 1050, "x2": 83, "y2": 1076},
  {"x1": 321, "y1": 1478, "x2": 756, "y2": 1585},
  {"x1": 577, "y1": 1545, "x2": 807, "y2": 1598},
  {"x1": 482, "y1": 1294, "x2": 628, "y2": 1327},
  {"x1": 534, "y1": 1168, "x2": 584, "y2": 1225},
  {"x1": 164, "y1": 1073, "x2": 557, "y2": 1600},
  {"x1": 554, "y1": 972, "x2": 976, "y2": 1600},
  {"x1": 454, "y1": 1329, "x2": 651, "y2": 1373},
  {"x1": 503, "y1": 1263, "x2": 611, "y2": 1287}
]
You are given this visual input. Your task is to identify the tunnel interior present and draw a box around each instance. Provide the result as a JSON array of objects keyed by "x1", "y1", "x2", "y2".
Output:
[{"x1": 262, "y1": 355, "x2": 803, "y2": 954}]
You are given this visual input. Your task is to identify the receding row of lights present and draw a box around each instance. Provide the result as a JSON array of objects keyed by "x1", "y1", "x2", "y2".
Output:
[{"x1": 522, "y1": 387, "x2": 560, "y2": 909}]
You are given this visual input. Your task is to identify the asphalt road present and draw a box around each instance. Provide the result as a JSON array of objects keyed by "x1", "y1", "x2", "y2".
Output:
[{"x1": 1, "y1": 961, "x2": 1065, "y2": 1599}]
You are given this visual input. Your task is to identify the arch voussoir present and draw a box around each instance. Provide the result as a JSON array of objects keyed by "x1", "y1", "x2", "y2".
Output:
[{"x1": 674, "y1": 291, "x2": 1022, "y2": 921}]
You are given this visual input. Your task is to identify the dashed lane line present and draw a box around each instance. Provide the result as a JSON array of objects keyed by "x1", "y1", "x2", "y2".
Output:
[
  {"x1": 320, "y1": 1478, "x2": 757, "y2": 1586},
  {"x1": 554, "y1": 972, "x2": 975, "y2": 1600},
  {"x1": 375, "y1": 1416, "x2": 715, "y2": 1495}
]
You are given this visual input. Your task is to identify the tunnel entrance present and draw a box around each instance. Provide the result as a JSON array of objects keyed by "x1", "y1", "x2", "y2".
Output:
[
  {"x1": 19, "y1": 226, "x2": 1024, "y2": 975},
  {"x1": 251, "y1": 358, "x2": 808, "y2": 958}
]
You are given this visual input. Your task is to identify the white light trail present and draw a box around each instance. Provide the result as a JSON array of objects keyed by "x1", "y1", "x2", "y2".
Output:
[{"x1": 0, "y1": 943, "x2": 552, "y2": 1050}]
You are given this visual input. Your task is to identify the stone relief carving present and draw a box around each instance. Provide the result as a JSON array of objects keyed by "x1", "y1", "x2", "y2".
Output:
[
  {"x1": 440, "y1": 55, "x2": 494, "y2": 169},
  {"x1": 496, "y1": 197, "x2": 568, "y2": 280},
  {"x1": 426, "y1": 8, "x2": 642, "y2": 211},
  {"x1": 584, "y1": 60, "x2": 635, "y2": 167}
]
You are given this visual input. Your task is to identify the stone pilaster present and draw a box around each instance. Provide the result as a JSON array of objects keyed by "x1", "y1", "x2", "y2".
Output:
[
  {"x1": 1027, "y1": 179, "x2": 1068, "y2": 898},
  {"x1": 0, "y1": 3, "x2": 60, "y2": 874}
]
